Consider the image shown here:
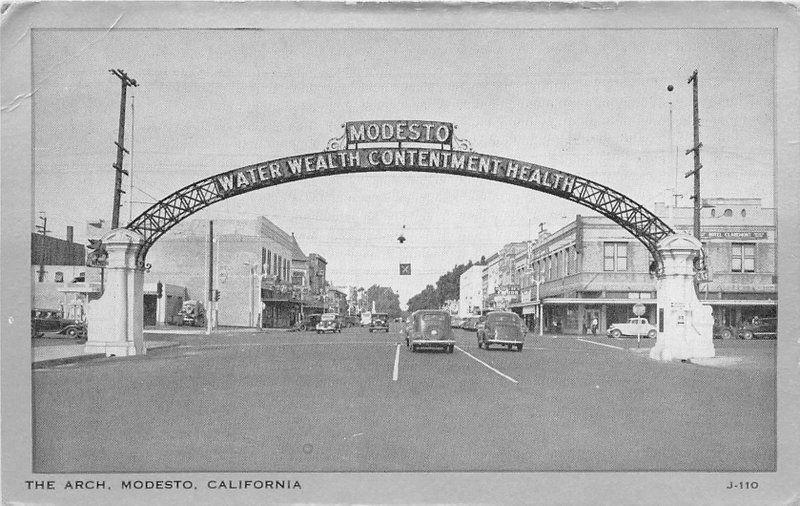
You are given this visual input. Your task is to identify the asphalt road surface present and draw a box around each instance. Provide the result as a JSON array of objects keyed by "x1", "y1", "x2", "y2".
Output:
[{"x1": 32, "y1": 324, "x2": 775, "y2": 473}]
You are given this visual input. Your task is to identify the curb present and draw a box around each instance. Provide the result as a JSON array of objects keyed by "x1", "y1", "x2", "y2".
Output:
[{"x1": 32, "y1": 353, "x2": 106, "y2": 369}]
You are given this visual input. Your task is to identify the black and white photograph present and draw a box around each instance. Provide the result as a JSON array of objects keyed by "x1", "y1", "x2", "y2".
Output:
[{"x1": 2, "y1": 2, "x2": 799, "y2": 504}]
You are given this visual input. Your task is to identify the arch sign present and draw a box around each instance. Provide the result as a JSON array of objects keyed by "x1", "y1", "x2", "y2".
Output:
[
  {"x1": 127, "y1": 120, "x2": 673, "y2": 265},
  {"x1": 85, "y1": 120, "x2": 713, "y2": 362}
]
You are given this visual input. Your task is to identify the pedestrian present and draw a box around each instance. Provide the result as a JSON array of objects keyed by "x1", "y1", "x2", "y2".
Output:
[{"x1": 590, "y1": 317, "x2": 599, "y2": 335}]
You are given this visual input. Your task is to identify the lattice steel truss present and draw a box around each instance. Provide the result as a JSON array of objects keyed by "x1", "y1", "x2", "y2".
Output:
[{"x1": 126, "y1": 150, "x2": 674, "y2": 269}]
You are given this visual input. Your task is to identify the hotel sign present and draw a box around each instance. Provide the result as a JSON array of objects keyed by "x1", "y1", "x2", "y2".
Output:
[{"x1": 701, "y1": 231, "x2": 767, "y2": 240}]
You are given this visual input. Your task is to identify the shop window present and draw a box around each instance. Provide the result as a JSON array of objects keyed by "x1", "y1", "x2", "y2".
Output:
[
  {"x1": 54, "y1": 271, "x2": 64, "y2": 283},
  {"x1": 604, "y1": 242, "x2": 628, "y2": 271},
  {"x1": 731, "y1": 243, "x2": 755, "y2": 272}
]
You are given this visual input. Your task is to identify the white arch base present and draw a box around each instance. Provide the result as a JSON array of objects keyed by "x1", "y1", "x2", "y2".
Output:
[
  {"x1": 650, "y1": 234, "x2": 715, "y2": 361},
  {"x1": 83, "y1": 229, "x2": 146, "y2": 357}
]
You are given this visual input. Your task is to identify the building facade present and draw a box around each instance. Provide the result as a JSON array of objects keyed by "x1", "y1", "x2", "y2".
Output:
[
  {"x1": 512, "y1": 198, "x2": 775, "y2": 334},
  {"x1": 461, "y1": 198, "x2": 776, "y2": 335},
  {"x1": 458, "y1": 265, "x2": 484, "y2": 317},
  {"x1": 145, "y1": 217, "x2": 325, "y2": 328}
]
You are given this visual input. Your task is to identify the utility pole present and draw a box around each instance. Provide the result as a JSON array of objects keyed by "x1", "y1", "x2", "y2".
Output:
[
  {"x1": 109, "y1": 69, "x2": 138, "y2": 229},
  {"x1": 685, "y1": 69, "x2": 702, "y2": 240},
  {"x1": 35, "y1": 213, "x2": 51, "y2": 282}
]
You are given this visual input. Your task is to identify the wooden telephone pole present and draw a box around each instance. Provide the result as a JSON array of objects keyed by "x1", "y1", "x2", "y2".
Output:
[
  {"x1": 685, "y1": 69, "x2": 702, "y2": 240},
  {"x1": 109, "y1": 69, "x2": 138, "y2": 229}
]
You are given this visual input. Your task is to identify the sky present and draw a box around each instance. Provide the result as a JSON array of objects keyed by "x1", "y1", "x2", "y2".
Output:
[{"x1": 31, "y1": 28, "x2": 775, "y2": 305}]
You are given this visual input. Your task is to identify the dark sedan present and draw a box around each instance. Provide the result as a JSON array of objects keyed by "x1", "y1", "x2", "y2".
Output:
[{"x1": 477, "y1": 311, "x2": 525, "y2": 351}]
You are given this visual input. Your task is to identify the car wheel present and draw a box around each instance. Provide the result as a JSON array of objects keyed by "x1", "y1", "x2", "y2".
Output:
[
  {"x1": 405, "y1": 338, "x2": 409, "y2": 347},
  {"x1": 411, "y1": 344, "x2": 416, "y2": 352},
  {"x1": 507, "y1": 344, "x2": 512, "y2": 351},
  {"x1": 647, "y1": 329, "x2": 657, "y2": 339},
  {"x1": 477, "y1": 339, "x2": 482, "y2": 349},
  {"x1": 448, "y1": 345, "x2": 454, "y2": 353},
  {"x1": 720, "y1": 328, "x2": 733, "y2": 340},
  {"x1": 517, "y1": 344, "x2": 523, "y2": 352},
  {"x1": 66, "y1": 327, "x2": 78, "y2": 338},
  {"x1": 742, "y1": 330, "x2": 753, "y2": 340},
  {"x1": 484, "y1": 343, "x2": 490, "y2": 351},
  {"x1": 610, "y1": 329, "x2": 622, "y2": 339}
]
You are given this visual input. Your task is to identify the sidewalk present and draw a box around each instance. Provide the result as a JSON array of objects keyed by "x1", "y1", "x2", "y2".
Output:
[{"x1": 32, "y1": 340, "x2": 179, "y2": 367}]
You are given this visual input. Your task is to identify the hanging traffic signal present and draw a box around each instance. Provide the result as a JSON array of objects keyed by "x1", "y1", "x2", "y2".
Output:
[
  {"x1": 214, "y1": 289, "x2": 221, "y2": 302},
  {"x1": 156, "y1": 281, "x2": 163, "y2": 299}
]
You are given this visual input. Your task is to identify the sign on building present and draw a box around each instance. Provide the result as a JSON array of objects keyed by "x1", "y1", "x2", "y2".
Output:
[{"x1": 399, "y1": 263, "x2": 411, "y2": 275}]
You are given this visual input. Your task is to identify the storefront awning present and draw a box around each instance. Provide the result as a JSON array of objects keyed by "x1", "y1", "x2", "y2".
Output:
[{"x1": 511, "y1": 298, "x2": 776, "y2": 307}]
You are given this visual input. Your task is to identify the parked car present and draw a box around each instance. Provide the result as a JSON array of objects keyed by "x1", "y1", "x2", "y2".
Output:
[
  {"x1": 31, "y1": 309, "x2": 86, "y2": 339},
  {"x1": 316, "y1": 313, "x2": 342, "y2": 334},
  {"x1": 461, "y1": 316, "x2": 483, "y2": 331},
  {"x1": 404, "y1": 310, "x2": 455, "y2": 353},
  {"x1": 299, "y1": 313, "x2": 322, "y2": 331},
  {"x1": 369, "y1": 313, "x2": 390, "y2": 333},
  {"x1": 607, "y1": 317, "x2": 657, "y2": 339},
  {"x1": 177, "y1": 300, "x2": 206, "y2": 327},
  {"x1": 477, "y1": 311, "x2": 525, "y2": 351},
  {"x1": 736, "y1": 316, "x2": 776, "y2": 340}
]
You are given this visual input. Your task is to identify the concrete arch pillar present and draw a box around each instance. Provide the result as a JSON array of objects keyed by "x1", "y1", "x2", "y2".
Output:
[
  {"x1": 650, "y1": 233, "x2": 715, "y2": 361},
  {"x1": 84, "y1": 228, "x2": 146, "y2": 357}
]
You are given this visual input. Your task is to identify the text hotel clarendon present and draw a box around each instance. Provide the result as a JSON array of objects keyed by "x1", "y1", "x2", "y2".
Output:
[{"x1": 215, "y1": 148, "x2": 577, "y2": 195}]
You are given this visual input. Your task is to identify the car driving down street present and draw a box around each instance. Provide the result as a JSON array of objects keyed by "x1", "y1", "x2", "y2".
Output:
[
  {"x1": 404, "y1": 309, "x2": 455, "y2": 353},
  {"x1": 477, "y1": 311, "x2": 525, "y2": 351}
]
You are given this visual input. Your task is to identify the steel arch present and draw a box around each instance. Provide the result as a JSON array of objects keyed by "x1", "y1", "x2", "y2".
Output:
[{"x1": 126, "y1": 148, "x2": 674, "y2": 267}]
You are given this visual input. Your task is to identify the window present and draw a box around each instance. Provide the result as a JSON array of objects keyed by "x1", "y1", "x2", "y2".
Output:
[
  {"x1": 710, "y1": 208, "x2": 716, "y2": 217},
  {"x1": 741, "y1": 209, "x2": 747, "y2": 217},
  {"x1": 732, "y1": 243, "x2": 755, "y2": 272},
  {"x1": 723, "y1": 208, "x2": 733, "y2": 217},
  {"x1": 261, "y1": 248, "x2": 267, "y2": 275},
  {"x1": 54, "y1": 271, "x2": 64, "y2": 283},
  {"x1": 604, "y1": 242, "x2": 628, "y2": 271},
  {"x1": 37, "y1": 269, "x2": 45, "y2": 282},
  {"x1": 267, "y1": 250, "x2": 272, "y2": 274}
]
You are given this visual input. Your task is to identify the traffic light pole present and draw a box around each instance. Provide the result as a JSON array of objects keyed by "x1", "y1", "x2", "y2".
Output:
[{"x1": 109, "y1": 69, "x2": 138, "y2": 229}]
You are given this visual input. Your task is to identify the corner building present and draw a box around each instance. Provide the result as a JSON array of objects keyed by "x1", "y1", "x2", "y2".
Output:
[
  {"x1": 502, "y1": 197, "x2": 776, "y2": 335},
  {"x1": 145, "y1": 217, "x2": 323, "y2": 328}
]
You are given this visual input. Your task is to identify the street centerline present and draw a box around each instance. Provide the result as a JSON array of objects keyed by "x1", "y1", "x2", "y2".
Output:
[
  {"x1": 576, "y1": 338, "x2": 624, "y2": 350},
  {"x1": 392, "y1": 344, "x2": 400, "y2": 381},
  {"x1": 454, "y1": 346, "x2": 518, "y2": 384}
]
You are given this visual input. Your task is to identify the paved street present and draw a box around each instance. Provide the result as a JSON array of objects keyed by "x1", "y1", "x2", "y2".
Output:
[{"x1": 33, "y1": 324, "x2": 775, "y2": 473}]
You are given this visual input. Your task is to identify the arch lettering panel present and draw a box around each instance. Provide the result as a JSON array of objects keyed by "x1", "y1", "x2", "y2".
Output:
[{"x1": 127, "y1": 147, "x2": 673, "y2": 265}]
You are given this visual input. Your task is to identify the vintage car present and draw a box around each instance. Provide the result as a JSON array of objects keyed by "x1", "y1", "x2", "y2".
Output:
[
  {"x1": 316, "y1": 313, "x2": 342, "y2": 334},
  {"x1": 177, "y1": 300, "x2": 206, "y2": 327},
  {"x1": 404, "y1": 310, "x2": 455, "y2": 353},
  {"x1": 460, "y1": 316, "x2": 483, "y2": 331},
  {"x1": 736, "y1": 316, "x2": 777, "y2": 340},
  {"x1": 31, "y1": 309, "x2": 86, "y2": 339},
  {"x1": 477, "y1": 311, "x2": 525, "y2": 351},
  {"x1": 369, "y1": 313, "x2": 390, "y2": 333},
  {"x1": 298, "y1": 313, "x2": 322, "y2": 331},
  {"x1": 607, "y1": 317, "x2": 657, "y2": 339}
]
